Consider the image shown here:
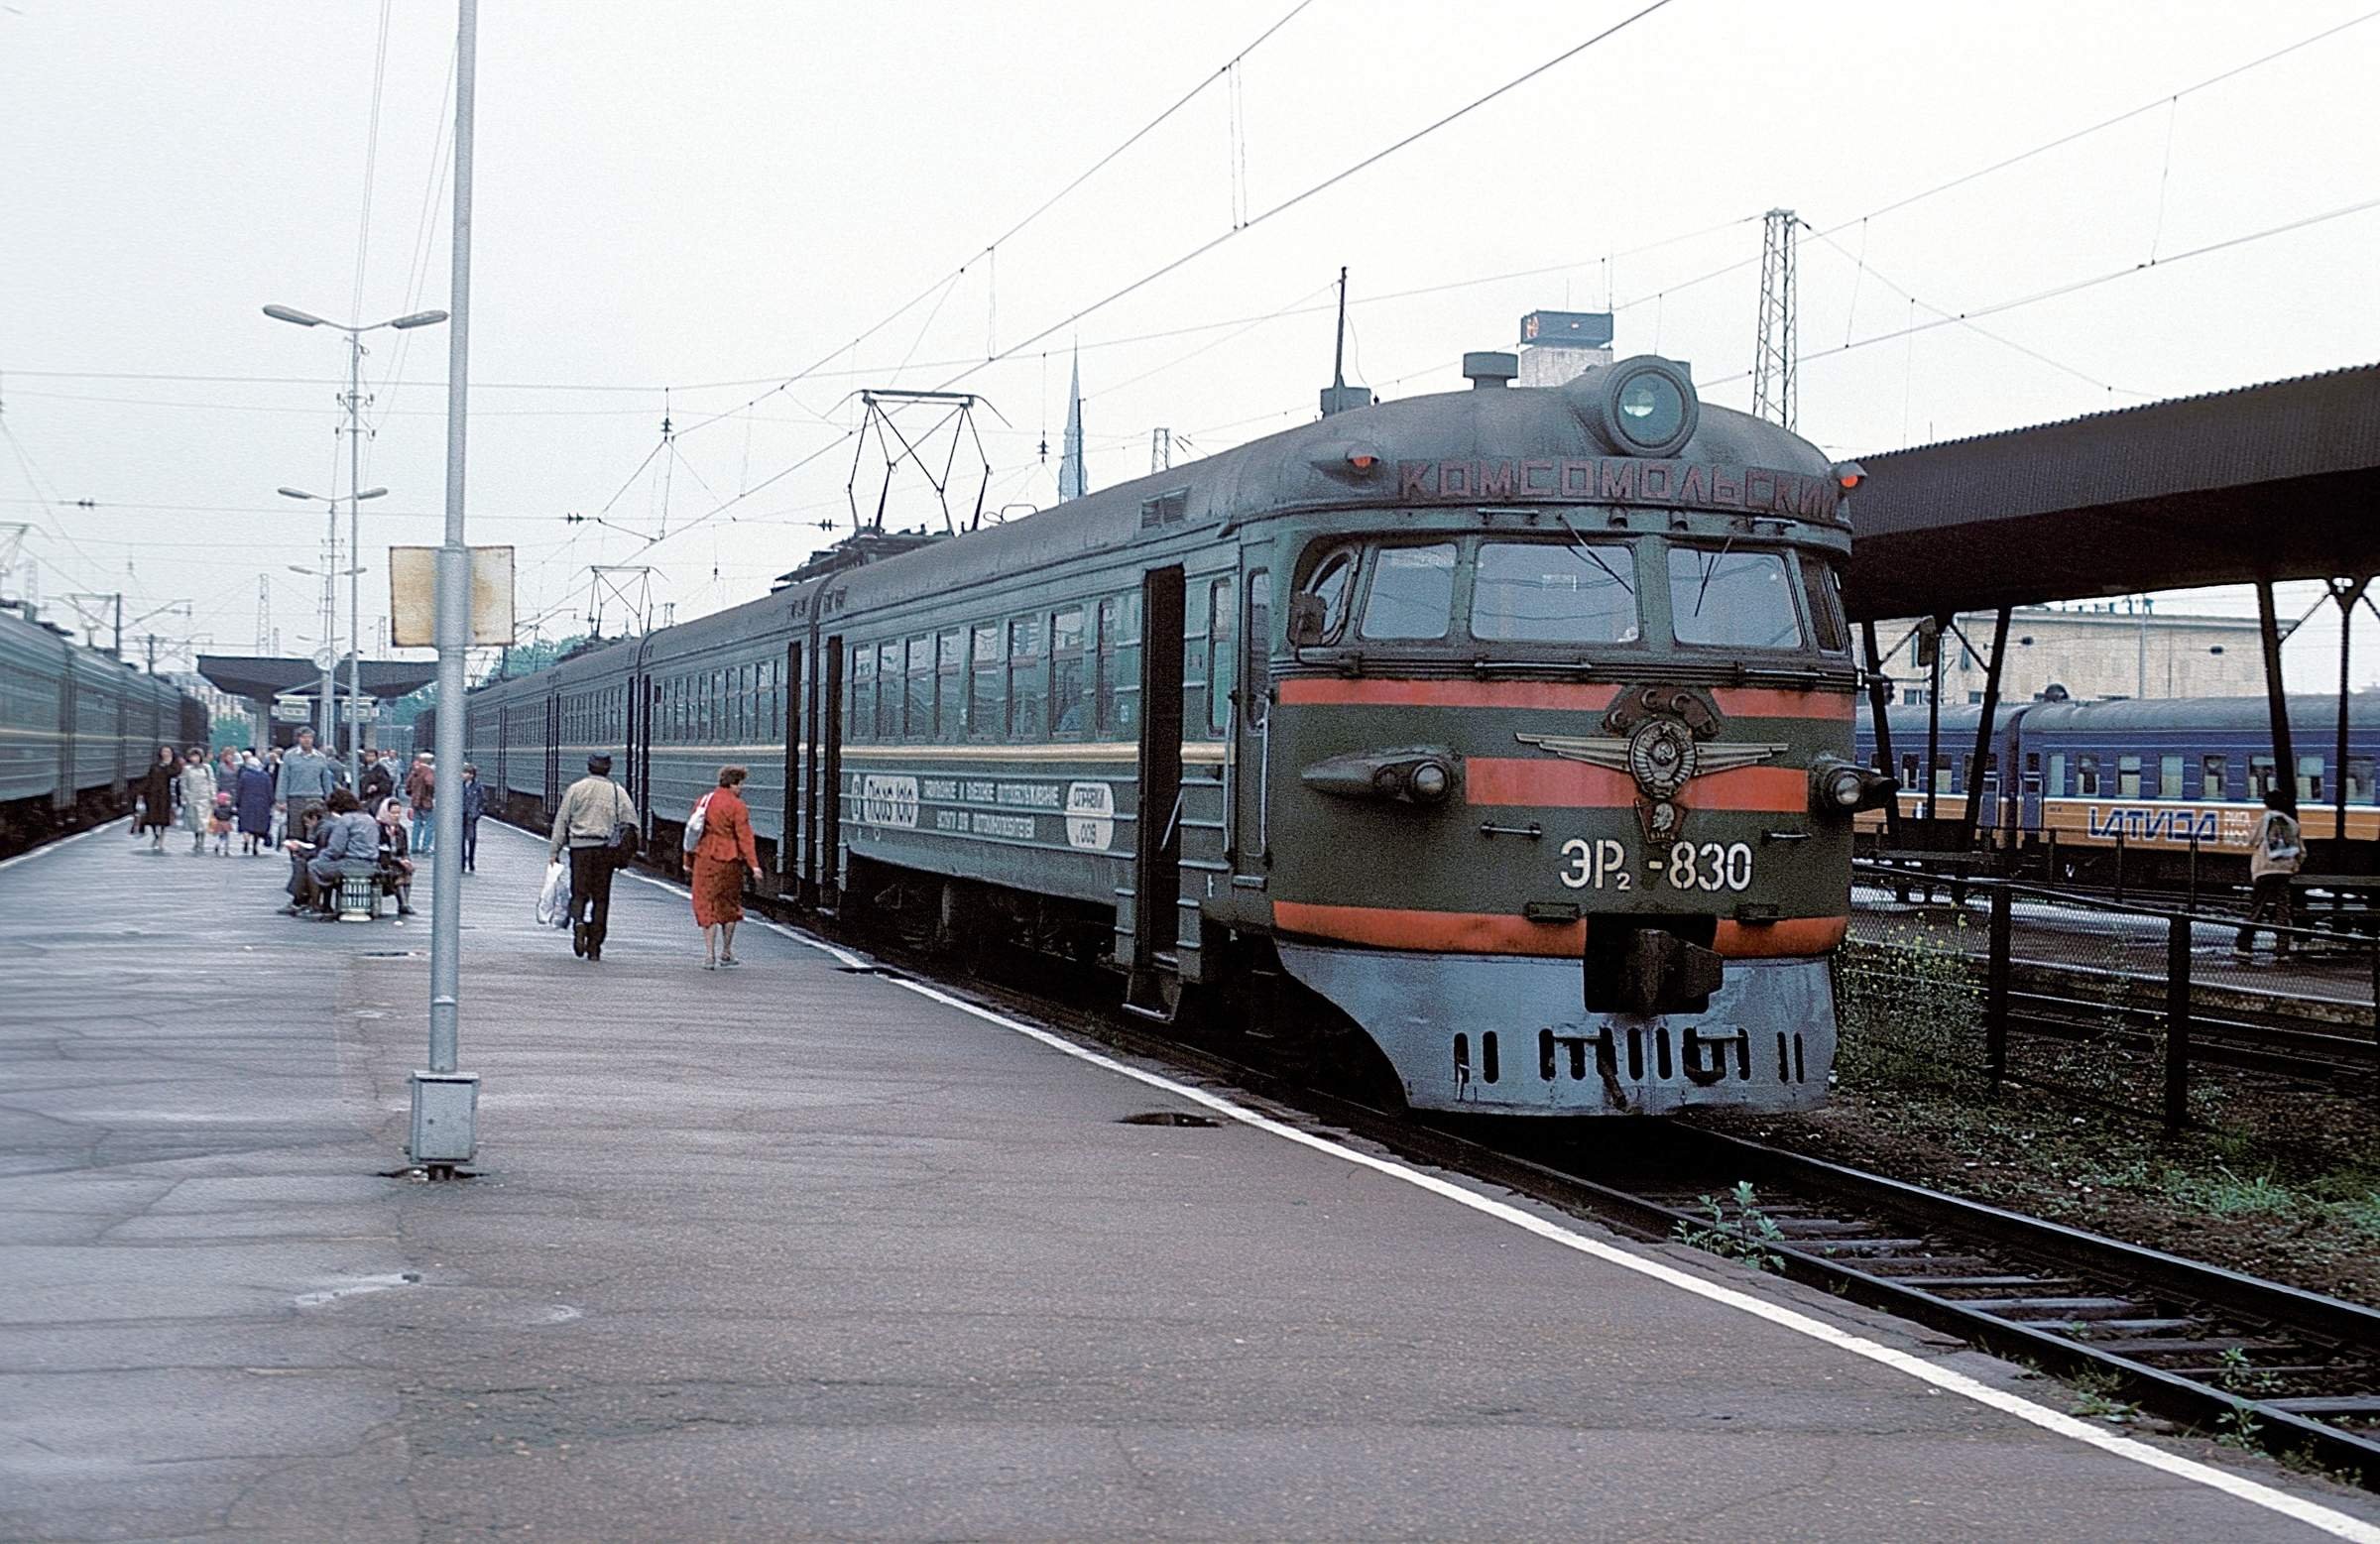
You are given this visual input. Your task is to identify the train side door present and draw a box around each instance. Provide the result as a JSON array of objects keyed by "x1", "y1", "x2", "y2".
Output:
[
  {"x1": 819, "y1": 635, "x2": 844, "y2": 909},
  {"x1": 641, "y1": 677, "x2": 658, "y2": 850},
  {"x1": 1128, "y1": 566, "x2": 1186, "y2": 1013},
  {"x1": 779, "y1": 640, "x2": 802, "y2": 897},
  {"x1": 543, "y1": 695, "x2": 560, "y2": 818},
  {"x1": 1232, "y1": 545, "x2": 1271, "y2": 878}
]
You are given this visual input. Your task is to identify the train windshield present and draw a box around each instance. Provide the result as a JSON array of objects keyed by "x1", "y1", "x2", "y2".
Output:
[
  {"x1": 1357, "y1": 543, "x2": 1456, "y2": 640},
  {"x1": 1472, "y1": 539, "x2": 1637, "y2": 644},
  {"x1": 1667, "y1": 546, "x2": 1803, "y2": 650}
]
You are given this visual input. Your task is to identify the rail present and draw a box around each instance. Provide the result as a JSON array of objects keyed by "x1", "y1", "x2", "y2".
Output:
[{"x1": 1851, "y1": 858, "x2": 2380, "y2": 1127}]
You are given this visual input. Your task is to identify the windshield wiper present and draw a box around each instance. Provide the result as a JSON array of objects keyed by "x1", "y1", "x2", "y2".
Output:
[{"x1": 1555, "y1": 512, "x2": 1633, "y2": 594}]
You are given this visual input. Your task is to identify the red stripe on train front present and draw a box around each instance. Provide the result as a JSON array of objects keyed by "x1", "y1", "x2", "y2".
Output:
[
  {"x1": 1466, "y1": 760, "x2": 1808, "y2": 812},
  {"x1": 1272, "y1": 901, "x2": 1847, "y2": 958}
]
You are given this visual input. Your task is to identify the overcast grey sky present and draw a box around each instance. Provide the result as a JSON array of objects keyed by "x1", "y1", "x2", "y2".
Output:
[{"x1": 4, "y1": 2, "x2": 2377, "y2": 688}]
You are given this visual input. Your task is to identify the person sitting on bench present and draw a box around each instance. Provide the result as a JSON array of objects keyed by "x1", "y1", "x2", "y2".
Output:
[
  {"x1": 289, "y1": 790, "x2": 378, "y2": 917},
  {"x1": 374, "y1": 796, "x2": 417, "y2": 916}
]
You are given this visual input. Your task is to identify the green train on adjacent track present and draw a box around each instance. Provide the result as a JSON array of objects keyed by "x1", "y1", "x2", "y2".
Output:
[{"x1": 433, "y1": 353, "x2": 1889, "y2": 1115}]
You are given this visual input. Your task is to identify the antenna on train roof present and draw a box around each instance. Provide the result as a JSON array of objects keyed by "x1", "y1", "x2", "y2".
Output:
[{"x1": 1318, "y1": 265, "x2": 1372, "y2": 417}]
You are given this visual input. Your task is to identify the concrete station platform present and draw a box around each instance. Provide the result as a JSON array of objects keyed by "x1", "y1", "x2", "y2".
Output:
[{"x1": 4, "y1": 821, "x2": 2377, "y2": 1543}]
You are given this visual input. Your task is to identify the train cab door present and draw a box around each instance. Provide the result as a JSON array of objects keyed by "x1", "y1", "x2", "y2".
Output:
[
  {"x1": 819, "y1": 635, "x2": 844, "y2": 910},
  {"x1": 779, "y1": 640, "x2": 802, "y2": 898},
  {"x1": 1126, "y1": 566, "x2": 1186, "y2": 1017}
]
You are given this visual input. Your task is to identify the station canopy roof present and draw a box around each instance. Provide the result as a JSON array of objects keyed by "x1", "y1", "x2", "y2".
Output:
[
  {"x1": 196, "y1": 655, "x2": 437, "y2": 702},
  {"x1": 1844, "y1": 362, "x2": 2380, "y2": 623}
]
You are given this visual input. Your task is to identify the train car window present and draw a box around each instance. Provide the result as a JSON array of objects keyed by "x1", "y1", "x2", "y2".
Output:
[
  {"x1": 1803, "y1": 556, "x2": 1849, "y2": 653},
  {"x1": 2117, "y1": 755, "x2": 2142, "y2": 798},
  {"x1": 1667, "y1": 547, "x2": 1803, "y2": 649},
  {"x1": 936, "y1": 632, "x2": 963, "y2": 744},
  {"x1": 1472, "y1": 540, "x2": 1636, "y2": 644},
  {"x1": 1008, "y1": 617, "x2": 1046, "y2": 740},
  {"x1": 2250, "y1": 755, "x2": 2277, "y2": 797},
  {"x1": 967, "y1": 624, "x2": 1003, "y2": 742},
  {"x1": 2299, "y1": 755, "x2": 2324, "y2": 803},
  {"x1": 759, "y1": 660, "x2": 775, "y2": 742},
  {"x1": 2201, "y1": 755, "x2": 2225, "y2": 798},
  {"x1": 741, "y1": 664, "x2": 756, "y2": 742},
  {"x1": 1244, "y1": 571, "x2": 1270, "y2": 728},
  {"x1": 1110, "y1": 592, "x2": 1142, "y2": 736},
  {"x1": 877, "y1": 643, "x2": 904, "y2": 741},
  {"x1": 1302, "y1": 547, "x2": 1359, "y2": 644},
  {"x1": 2076, "y1": 754, "x2": 2099, "y2": 796},
  {"x1": 1094, "y1": 599, "x2": 1118, "y2": 734},
  {"x1": 1357, "y1": 543, "x2": 1453, "y2": 641},
  {"x1": 1208, "y1": 576, "x2": 1237, "y2": 736},
  {"x1": 1049, "y1": 608, "x2": 1087, "y2": 738},
  {"x1": 2159, "y1": 755, "x2": 2184, "y2": 799},
  {"x1": 905, "y1": 637, "x2": 933, "y2": 742},
  {"x1": 850, "y1": 645, "x2": 874, "y2": 743},
  {"x1": 2351, "y1": 757, "x2": 2376, "y2": 805}
]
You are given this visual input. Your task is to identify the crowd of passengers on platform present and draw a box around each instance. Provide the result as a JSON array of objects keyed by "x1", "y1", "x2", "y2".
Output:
[{"x1": 125, "y1": 724, "x2": 485, "y2": 921}]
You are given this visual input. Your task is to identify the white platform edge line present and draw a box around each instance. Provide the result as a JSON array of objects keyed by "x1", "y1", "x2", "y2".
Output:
[
  {"x1": 594, "y1": 832, "x2": 2372, "y2": 1540},
  {"x1": 0, "y1": 822, "x2": 108, "y2": 877}
]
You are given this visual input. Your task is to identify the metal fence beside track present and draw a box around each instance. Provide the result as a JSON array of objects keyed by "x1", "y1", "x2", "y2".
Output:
[{"x1": 1845, "y1": 859, "x2": 2380, "y2": 1129}]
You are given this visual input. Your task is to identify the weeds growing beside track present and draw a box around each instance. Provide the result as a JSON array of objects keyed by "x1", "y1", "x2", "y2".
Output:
[{"x1": 1693, "y1": 918, "x2": 2380, "y2": 1306}]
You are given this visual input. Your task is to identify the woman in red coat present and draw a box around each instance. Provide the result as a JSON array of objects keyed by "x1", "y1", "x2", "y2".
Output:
[{"x1": 690, "y1": 765, "x2": 761, "y2": 969}]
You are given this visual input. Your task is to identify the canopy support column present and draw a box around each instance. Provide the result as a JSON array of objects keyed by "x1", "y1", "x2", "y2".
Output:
[
  {"x1": 1958, "y1": 607, "x2": 2011, "y2": 853},
  {"x1": 2256, "y1": 578, "x2": 2297, "y2": 817},
  {"x1": 1861, "y1": 620, "x2": 1900, "y2": 845}
]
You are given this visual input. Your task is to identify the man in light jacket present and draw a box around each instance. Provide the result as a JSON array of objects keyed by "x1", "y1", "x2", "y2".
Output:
[
  {"x1": 548, "y1": 752, "x2": 637, "y2": 961},
  {"x1": 275, "y1": 727, "x2": 339, "y2": 814}
]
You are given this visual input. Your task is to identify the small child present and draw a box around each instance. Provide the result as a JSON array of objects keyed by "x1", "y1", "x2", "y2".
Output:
[{"x1": 210, "y1": 791, "x2": 235, "y2": 856}]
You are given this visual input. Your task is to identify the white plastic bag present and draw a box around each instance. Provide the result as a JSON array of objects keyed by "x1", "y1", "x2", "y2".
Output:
[
  {"x1": 536, "y1": 859, "x2": 572, "y2": 928},
  {"x1": 681, "y1": 791, "x2": 712, "y2": 855}
]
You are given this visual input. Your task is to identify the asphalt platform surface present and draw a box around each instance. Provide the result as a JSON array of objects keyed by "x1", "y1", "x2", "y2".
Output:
[{"x1": 3, "y1": 816, "x2": 2377, "y2": 1542}]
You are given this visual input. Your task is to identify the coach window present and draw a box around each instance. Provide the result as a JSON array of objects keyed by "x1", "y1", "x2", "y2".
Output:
[
  {"x1": 2299, "y1": 755, "x2": 2325, "y2": 804},
  {"x1": 935, "y1": 631, "x2": 963, "y2": 743},
  {"x1": 2076, "y1": 753, "x2": 2099, "y2": 797},
  {"x1": 2117, "y1": 755, "x2": 2142, "y2": 798},
  {"x1": 1473, "y1": 539, "x2": 1635, "y2": 644},
  {"x1": 1008, "y1": 617, "x2": 1045, "y2": 739},
  {"x1": 905, "y1": 637, "x2": 933, "y2": 741},
  {"x1": 2201, "y1": 755, "x2": 2226, "y2": 799},
  {"x1": 1244, "y1": 570, "x2": 1270, "y2": 727},
  {"x1": 877, "y1": 642, "x2": 904, "y2": 741},
  {"x1": 850, "y1": 644, "x2": 875, "y2": 743},
  {"x1": 967, "y1": 624, "x2": 1003, "y2": 741},
  {"x1": 2251, "y1": 755, "x2": 2277, "y2": 798},
  {"x1": 1050, "y1": 607, "x2": 1087, "y2": 737},
  {"x1": 1108, "y1": 592, "x2": 1141, "y2": 735},
  {"x1": 2158, "y1": 754, "x2": 2184, "y2": 799},
  {"x1": 2351, "y1": 758, "x2": 2376, "y2": 804},
  {"x1": 1208, "y1": 575, "x2": 1237, "y2": 736},
  {"x1": 761, "y1": 659, "x2": 776, "y2": 741},
  {"x1": 1668, "y1": 546, "x2": 1803, "y2": 650},
  {"x1": 1357, "y1": 543, "x2": 1453, "y2": 641}
]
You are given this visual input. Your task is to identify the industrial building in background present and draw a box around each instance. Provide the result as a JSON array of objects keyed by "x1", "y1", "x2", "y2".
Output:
[{"x1": 1873, "y1": 601, "x2": 2268, "y2": 704}]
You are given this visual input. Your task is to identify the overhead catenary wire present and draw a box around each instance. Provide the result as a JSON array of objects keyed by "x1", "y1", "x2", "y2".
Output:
[{"x1": 925, "y1": 0, "x2": 1682, "y2": 397}]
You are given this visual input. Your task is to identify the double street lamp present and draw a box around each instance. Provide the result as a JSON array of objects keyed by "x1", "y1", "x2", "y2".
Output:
[
  {"x1": 281, "y1": 488, "x2": 383, "y2": 757},
  {"x1": 262, "y1": 303, "x2": 447, "y2": 784}
]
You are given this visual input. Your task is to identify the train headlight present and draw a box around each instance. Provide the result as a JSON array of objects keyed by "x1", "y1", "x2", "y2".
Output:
[
  {"x1": 1303, "y1": 747, "x2": 1462, "y2": 806},
  {"x1": 1809, "y1": 755, "x2": 1897, "y2": 816},
  {"x1": 1615, "y1": 373, "x2": 1686, "y2": 446},
  {"x1": 1568, "y1": 355, "x2": 1700, "y2": 458}
]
